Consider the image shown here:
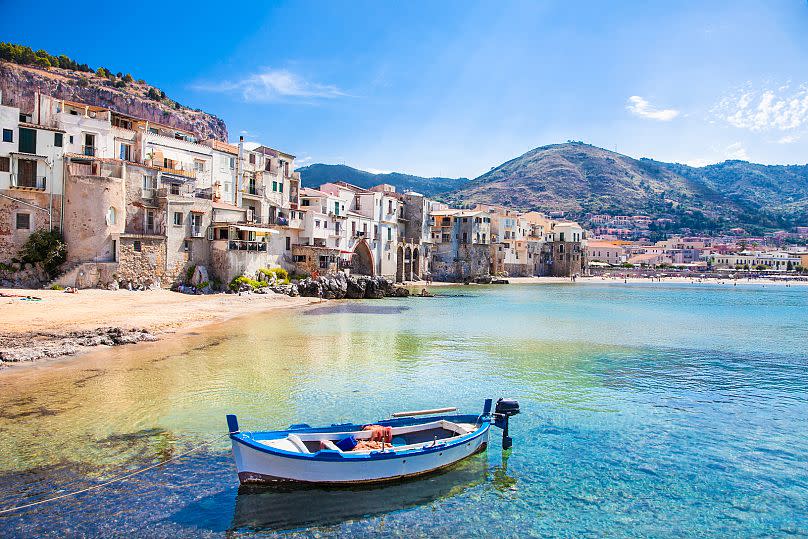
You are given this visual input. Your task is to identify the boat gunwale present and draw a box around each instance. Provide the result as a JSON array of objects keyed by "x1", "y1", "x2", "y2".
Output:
[{"x1": 231, "y1": 413, "x2": 489, "y2": 462}]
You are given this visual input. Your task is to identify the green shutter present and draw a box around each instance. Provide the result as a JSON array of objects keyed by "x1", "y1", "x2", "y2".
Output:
[{"x1": 19, "y1": 128, "x2": 37, "y2": 154}]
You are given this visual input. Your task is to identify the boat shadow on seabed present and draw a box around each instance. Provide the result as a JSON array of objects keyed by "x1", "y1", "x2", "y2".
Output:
[{"x1": 225, "y1": 450, "x2": 513, "y2": 533}]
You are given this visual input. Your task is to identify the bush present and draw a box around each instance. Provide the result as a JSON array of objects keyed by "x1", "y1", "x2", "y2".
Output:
[
  {"x1": 185, "y1": 264, "x2": 196, "y2": 283},
  {"x1": 19, "y1": 229, "x2": 67, "y2": 278},
  {"x1": 228, "y1": 276, "x2": 268, "y2": 291},
  {"x1": 50, "y1": 284, "x2": 65, "y2": 290},
  {"x1": 259, "y1": 267, "x2": 289, "y2": 284}
]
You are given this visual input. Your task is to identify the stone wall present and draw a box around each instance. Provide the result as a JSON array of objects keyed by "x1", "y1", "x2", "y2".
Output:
[
  {"x1": 116, "y1": 235, "x2": 167, "y2": 287},
  {"x1": 539, "y1": 241, "x2": 585, "y2": 276},
  {"x1": 431, "y1": 243, "x2": 492, "y2": 281},
  {"x1": 0, "y1": 190, "x2": 62, "y2": 264}
]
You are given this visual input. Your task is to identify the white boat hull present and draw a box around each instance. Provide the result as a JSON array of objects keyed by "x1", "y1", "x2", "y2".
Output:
[{"x1": 232, "y1": 427, "x2": 489, "y2": 484}]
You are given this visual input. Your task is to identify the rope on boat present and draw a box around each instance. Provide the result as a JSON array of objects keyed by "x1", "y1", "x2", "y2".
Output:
[{"x1": 0, "y1": 433, "x2": 229, "y2": 516}]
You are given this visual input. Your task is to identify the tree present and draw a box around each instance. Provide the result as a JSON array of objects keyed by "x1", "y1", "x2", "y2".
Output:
[
  {"x1": 123, "y1": 73, "x2": 134, "y2": 83},
  {"x1": 34, "y1": 56, "x2": 51, "y2": 68}
]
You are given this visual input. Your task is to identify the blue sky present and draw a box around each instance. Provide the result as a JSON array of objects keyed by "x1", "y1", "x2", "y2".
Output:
[{"x1": 3, "y1": 0, "x2": 808, "y2": 178}]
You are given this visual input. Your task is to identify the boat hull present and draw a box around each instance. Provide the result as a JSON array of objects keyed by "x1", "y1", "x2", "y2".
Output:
[{"x1": 231, "y1": 420, "x2": 490, "y2": 485}]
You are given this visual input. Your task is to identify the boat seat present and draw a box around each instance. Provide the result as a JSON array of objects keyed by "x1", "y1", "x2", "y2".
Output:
[
  {"x1": 320, "y1": 440, "x2": 341, "y2": 452},
  {"x1": 286, "y1": 433, "x2": 310, "y2": 453}
]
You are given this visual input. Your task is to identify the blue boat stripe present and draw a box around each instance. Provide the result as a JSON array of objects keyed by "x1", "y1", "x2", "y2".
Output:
[{"x1": 231, "y1": 423, "x2": 489, "y2": 462}]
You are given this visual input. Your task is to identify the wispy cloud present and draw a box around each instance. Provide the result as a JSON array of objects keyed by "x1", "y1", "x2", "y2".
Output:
[
  {"x1": 775, "y1": 134, "x2": 800, "y2": 144},
  {"x1": 713, "y1": 83, "x2": 808, "y2": 131},
  {"x1": 725, "y1": 142, "x2": 749, "y2": 161},
  {"x1": 626, "y1": 96, "x2": 680, "y2": 121},
  {"x1": 293, "y1": 156, "x2": 313, "y2": 168},
  {"x1": 195, "y1": 68, "x2": 347, "y2": 103}
]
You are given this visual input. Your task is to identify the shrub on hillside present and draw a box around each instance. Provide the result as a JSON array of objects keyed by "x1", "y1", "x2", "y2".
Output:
[{"x1": 19, "y1": 229, "x2": 67, "y2": 278}]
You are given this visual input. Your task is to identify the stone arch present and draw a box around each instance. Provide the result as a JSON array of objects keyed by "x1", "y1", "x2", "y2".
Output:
[
  {"x1": 396, "y1": 245, "x2": 404, "y2": 282},
  {"x1": 412, "y1": 247, "x2": 420, "y2": 279},
  {"x1": 351, "y1": 240, "x2": 375, "y2": 276}
]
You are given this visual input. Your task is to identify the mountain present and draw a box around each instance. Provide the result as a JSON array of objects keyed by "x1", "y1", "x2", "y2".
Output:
[
  {"x1": 0, "y1": 44, "x2": 227, "y2": 141},
  {"x1": 297, "y1": 164, "x2": 468, "y2": 197},
  {"x1": 442, "y1": 143, "x2": 808, "y2": 234}
]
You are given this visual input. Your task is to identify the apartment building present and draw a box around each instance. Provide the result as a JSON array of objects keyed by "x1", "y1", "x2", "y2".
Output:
[{"x1": 0, "y1": 92, "x2": 65, "y2": 262}]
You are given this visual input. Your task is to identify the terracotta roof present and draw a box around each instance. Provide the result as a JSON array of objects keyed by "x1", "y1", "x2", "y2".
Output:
[{"x1": 202, "y1": 139, "x2": 238, "y2": 155}]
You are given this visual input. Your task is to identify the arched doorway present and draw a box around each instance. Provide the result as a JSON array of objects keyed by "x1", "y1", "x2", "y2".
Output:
[
  {"x1": 412, "y1": 248, "x2": 420, "y2": 279},
  {"x1": 396, "y1": 245, "x2": 404, "y2": 282},
  {"x1": 404, "y1": 246, "x2": 413, "y2": 281},
  {"x1": 351, "y1": 240, "x2": 375, "y2": 276}
]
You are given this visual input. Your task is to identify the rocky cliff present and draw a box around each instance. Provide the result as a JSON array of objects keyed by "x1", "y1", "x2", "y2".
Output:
[{"x1": 0, "y1": 61, "x2": 227, "y2": 141}]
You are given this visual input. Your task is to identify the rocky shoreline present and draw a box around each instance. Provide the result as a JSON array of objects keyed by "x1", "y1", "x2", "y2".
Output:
[{"x1": 0, "y1": 327, "x2": 158, "y2": 366}]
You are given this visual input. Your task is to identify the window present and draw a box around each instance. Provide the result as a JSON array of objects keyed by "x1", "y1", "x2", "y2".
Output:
[
  {"x1": 83, "y1": 133, "x2": 95, "y2": 156},
  {"x1": 173, "y1": 212, "x2": 183, "y2": 226},
  {"x1": 54, "y1": 133, "x2": 63, "y2": 147},
  {"x1": 388, "y1": 200, "x2": 393, "y2": 214},
  {"x1": 229, "y1": 157, "x2": 235, "y2": 169},
  {"x1": 272, "y1": 181, "x2": 278, "y2": 192},
  {"x1": 146, "y1": 210, "x2": 155, "y2": 233},
  {"x1": 183, "y1": 240, "x2": 190, "y2": 252},
  {"x1": 2, "y1": 129, "x2": 12, "y2": 142},
  {"x1": 315, "y1": 220, "x2": 321, "y2": 228},
  {"x1": 335, "y1": 222, "x2": 341, "y2": 234},
  {"x1": 69, "y1": 135, "x2": 74, "y2": 144},
  {"x1": 194, "y1": 160, "x2": 205, "y2": 172},
  {"x1": 279, "y1": 182, "x2": 283, "y2": 193},
  {"x1": 249, "y1": 154, "x2": 255, "y2": 164},
  {"x1": 107, "y1": 207, "x2": 116, "y2": 225},
  {"x1": 133, "y1": 240, "x2": 142, "y2": 252},
  {"x1": 0, "y1": 157, "x2": 9, "y2": 172},
  {"x1": 16, "y1": 213, "x2": 30, "y2": 229},
  {"x1": 119, "y1": 143, "x2": 131, "y2": 161},
  {"x1": 387, "y1": 227, "x2": 392, "y2": 241},
  {"x1": 286, "y1": 237, "x2": 291, "y2": 250}
]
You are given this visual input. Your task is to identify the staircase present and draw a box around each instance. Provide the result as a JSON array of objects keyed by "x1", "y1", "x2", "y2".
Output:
[{"x1": 44, "y1": 261, "x2": 83, "y2": 288}]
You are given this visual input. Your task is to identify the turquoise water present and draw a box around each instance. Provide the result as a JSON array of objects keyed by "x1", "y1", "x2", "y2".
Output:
[{"x1": 0, "y1": 282, "x2": 806, "y2": 537}]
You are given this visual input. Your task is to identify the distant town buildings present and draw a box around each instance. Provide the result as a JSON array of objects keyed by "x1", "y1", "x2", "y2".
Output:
[{"x1": 0, "y1": 90, "x2": 589, "y2": 287}]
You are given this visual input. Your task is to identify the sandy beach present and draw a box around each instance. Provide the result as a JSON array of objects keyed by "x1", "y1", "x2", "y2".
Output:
[{"x1": 0, "y1": 288, "x2": 320, "y2": 367}]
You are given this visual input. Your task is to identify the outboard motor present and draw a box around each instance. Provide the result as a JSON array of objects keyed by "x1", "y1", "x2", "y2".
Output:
[{"x1": 493, "y1": 398, "x2": 520, "y2": 450}]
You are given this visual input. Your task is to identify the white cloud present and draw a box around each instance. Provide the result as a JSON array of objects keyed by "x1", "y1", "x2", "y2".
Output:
[
  {"x1": 775, "y1": 134, "x2": 799, "y2": 144},
  {"x1": 725, "y1": 142, "x2": 749, "y2": 160},
  {"x1": 293, "y1": 156, "x2": 313, "y2": 168},
  {"x1": 195, "y1": 68, "x2": 346, "y2": 102},
  {"x1": 714, "y1": 84, "x2": 808, "y2": 132},
  {"x1": 626, "y1": 96, "x2": 680, "y2": 121}
]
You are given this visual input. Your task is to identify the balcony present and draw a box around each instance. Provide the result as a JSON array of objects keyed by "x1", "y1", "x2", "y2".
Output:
[
  {"x1": 228, "y1": 240, "x2": 267, "y2": 252},
  {"x1": 191, "y1": 226, "x2": 204, "y2": 238},
  {"x1": 10, "y1": 174, "x2": 47, "y2": 191},
  {"x1": 156, "y1": 165, "x2": 196, "y2": 179},
  {"x1": 82, "y1": 145, "x2": 96, "y2": 157}
]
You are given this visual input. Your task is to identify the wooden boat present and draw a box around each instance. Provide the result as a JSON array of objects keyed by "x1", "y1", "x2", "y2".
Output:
[{"x1": 226, "y1": 398, "x2": 519, "y2": 485}]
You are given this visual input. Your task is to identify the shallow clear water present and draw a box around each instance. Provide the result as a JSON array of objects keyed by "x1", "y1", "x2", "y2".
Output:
[{"x1": 1, "y1": 282, "x2": 807, "y2": 537}]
